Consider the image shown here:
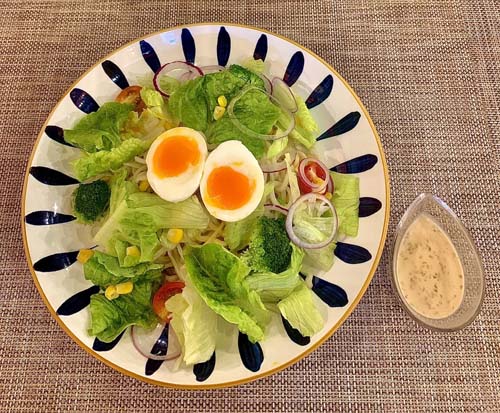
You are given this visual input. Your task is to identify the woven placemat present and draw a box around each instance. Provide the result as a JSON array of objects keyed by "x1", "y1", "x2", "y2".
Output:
[{"x1": 1, "y1": 1, "x2": 499, "y2": 411}]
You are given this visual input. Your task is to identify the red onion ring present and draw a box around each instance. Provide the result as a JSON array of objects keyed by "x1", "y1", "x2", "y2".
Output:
[
  {"x1": 285, "y1": 193, "x2": 338, "y2": 249},
  {"x1": 264, "y1": 203, "x2": 288, "y2": 215},
  {"x1": 131, "y1": 323, "x2": 181, "y2": 361},
  {"x1": 227, "y1": 87, "x2": 295, "y2": 141},
  {"x1": 153, "y1": 61, "x2": 203, "y2": 97},
  {"x1": 199, "y1": 65, "x2": 225, "y2": 74},
  {"x1": 272, "y1": 77, "x2": 298, "y2": 113},
  {"x1": 298, "y1": 157, "x2": 329, "y2": 194}
]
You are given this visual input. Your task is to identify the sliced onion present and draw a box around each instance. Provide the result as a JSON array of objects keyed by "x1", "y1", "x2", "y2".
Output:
[
  {"x1": 272, "y1": 77, "x2": 298, "y2": 113},
  {"x1": 298, "y1": 157, "x2": 329, "y2": 194},
  {"x1": 199, "y1": 65, "x2": 225, "y2": 74},
  {"x1": 260, "y1": 161, "x2": 287, "y2": 174},
  {"x1": 153, "y1": 61, "x2": 203, "y2": 97},
  {"x1": 264, "y1": 203, "x2": 288, "y2": 215},
  {"x1": 227, "y1": 86, "x2": 295, "y2": 141},
  {"x1": 131, "y1": 322, "x2": 181, "y2": 361},
  {"x1": 259, "y1": 74, "x2": 273, "y2": 94},
  {"x1": 286, "y1": 193, "x2": 338, "y2": 249}
]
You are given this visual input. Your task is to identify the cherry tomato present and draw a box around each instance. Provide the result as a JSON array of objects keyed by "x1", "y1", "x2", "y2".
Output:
[
  {"x1": 115, "y1": 85, "x2": 146, "y2": 114},
  {"x1": 297, "y1": 159, "x2": 328, "y2": 194},
  {"x1": 152, "y1": 281, "x2": 185, "y2": 322}
]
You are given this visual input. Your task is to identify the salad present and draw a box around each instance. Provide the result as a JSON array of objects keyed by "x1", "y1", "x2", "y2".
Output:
[{"x1": 66, "y1": 58, "x2": 360, "y2": 367}]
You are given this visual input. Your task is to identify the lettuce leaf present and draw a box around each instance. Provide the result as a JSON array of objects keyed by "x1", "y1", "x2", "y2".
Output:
[
  {"x1": 330, "y1": 171, "x2": 360, "y2": 237},
  {"x1": 84, "y1": 250, "x2": 163, "y2": 287},
  {"x1": 88, "y1": 281, "x2": 158, "y2": 343},
  {"x1": 73, "y1": 138, "x2": 151, "y2": 181},
  {"x1": 168, "y1": 76, "x2": 208, "y2": 131},
  {"x1": 245, "y1": 244, "x2": 304, "y2": 303},
  {"x1": 300, "y1": 241, "x2": 336, "y2": 275},
  {"x1": 241, "y1": 58, "x2": 265, "y2": 74},
  {"x1": 223, "y1": 205, "x2": 264, "y2": 252},
  {"x1": 288, "y1": 94, "x2": 318, "y2": 149},
  {"x1": 277, "y1": 283, "x2": 324, "y2": 337},
  {"x1": 185, "y1": 243, "x2": 270, "y2": 343},
  {"x1": 166, "y1": 284, "x2": 218, "y2": 365},
  {"x1": 94, "y1": 192, "x2": 209, "y2": 262},
  {"x1": 64, "y1": 102, "x2": 134, "y2": 153}
]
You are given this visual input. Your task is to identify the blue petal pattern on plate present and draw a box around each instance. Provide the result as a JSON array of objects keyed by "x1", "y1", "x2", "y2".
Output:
[
  {"x1": 306, "y1": 75, "x2": 333, "y2": 109},
  {"x1": 283, "y1": 51, "x2": 304, "y2": 87},
  {"x1": 312, "y1": 277, "x2": 349, "y2": 307},
  {"x1": 330, "y1": 154, "x2": 378, "y2": 174},
  {"x1": 29, "y1": 166, "x2": 79, "y2": 185},
  {"x1": 238, "y1": 332, "x2": 263, "y2": 372},
  {"x1": 317, "y1": 111, "x2": 361, "y2": 141},
  {"x1": 56, "y1": 285, "x2": 100, "y2": 316},
  {"x1": 25, "y1": 211, "x2": 76, "y2": 226},
  {"x1": 217, "y1": 26, "x2": 231, "y2": 66},
  {"x1": 145, "y1": 324, "x2": 169, "y2": 376},
  {"x1": 181, "y1": 28, "x2": 196, "y2": 63},
  {"x1": 93, "y1": 331, "x2": 124, "y2": 352},
  {"x1": 253, "y1": 34, "x2": 268, "y2": 61},
  {"x1": 359, "y1": 197, "x2": 382, "y2": 217},
  {"x1": 334, "y1": 242, "x2": 372, "y2": 264},
  {"x1": 70, "y1": 88, "x2": 99, "y2": 114},
  {"x1": 33, "y1": 250, "x2": 79, "y2": 272},
  {"x1": 140, "y1": 40, "x2": 161, "y2": 73},
  {"x1": 101, "y1": 60, "x2": 129, "y2": 89},
  {"x1": 193, "y1": 352, "x2": 216, "y2": 382},
  {"x1": 282, "y1": 316, "x2": 310, "y2": 346},
  {"x1": 44, "y1": 125, "x2": 74, "y2": 147}
]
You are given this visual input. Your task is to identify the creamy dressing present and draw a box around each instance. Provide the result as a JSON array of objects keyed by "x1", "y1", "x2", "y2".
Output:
[{"x1": 396, "y1": 213, "x2": 464, "y2": 319}]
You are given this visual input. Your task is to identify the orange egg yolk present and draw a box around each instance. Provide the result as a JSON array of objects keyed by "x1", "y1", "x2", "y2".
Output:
[
  {"x1": 206, "y1": 166, "x2": 254, "y2": 210},
  {"x1": 152, "y1": 135, "x2": 200, "y2": 178}
]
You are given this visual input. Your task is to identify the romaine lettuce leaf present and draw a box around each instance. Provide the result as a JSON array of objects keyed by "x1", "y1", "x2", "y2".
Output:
[
  {"x1": 277, "y1": 283, "x2": 324, "y2": 337},
  {"x1": 73, "y1": 138, "x2": 151, "y2": 181},
  {"x1": 165, "y1": 284, "x2": 218, "y2": 365},
  {"x1": 88, "y1": 281, "x2": 158, "y2": 343},
  {"x1": 241, "y1": 58, "x2": 265, "y2": 74},
  {"x1": 300, "y1": 241, "x2": 336, "y2": 275},
  {"x1": 288, "y1": 94, "x2": 318, "y2": 149},
  {"x1": 64, "y1": 102, "x2": 134, "y2": 153},
  {"x1": 184, "y1": 243, "x2": 270, "y2": 343},
  {"x1": 168, "y1": 76, "x2": 208, "y2": 131},
  {"x1": 330, "y1": 171, "x2": 360, "y2": 237},
  {"x1": 223, "y1": 205, "x2": 264, "y2": 251},
  {"x1": 245, "y1": 244, "x2": 304, "y2": 303}
]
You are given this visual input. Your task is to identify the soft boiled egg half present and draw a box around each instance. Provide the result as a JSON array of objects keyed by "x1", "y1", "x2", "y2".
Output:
[
  {"x1": 146, "y1": 127, "x2": 207, "y2": 202},
  {"x1": 200, "y1": 140, "x2": 264, "y2": 222}
]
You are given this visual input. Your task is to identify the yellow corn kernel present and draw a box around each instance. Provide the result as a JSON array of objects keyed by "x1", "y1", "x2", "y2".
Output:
[
  {"x1": 213, "y1": 105, "x2": 225, "y2": 121},
  {"x1": 325, "y1": 192, "x2": 333, "y2": 200},
  {"x1": 166, "y1": 228, "x2": 183, "y2": 244},
  {"x1": 77, "y1": 249, "x2": 93, "y2": 264},
  {"x1": 115, "y1": 281, "x2": 134, "y2": 295},
  {"x1": 105, "y1": 285, "x2": 119, "y2": 300},
  {"x1": 217, "y1": 95, "x2": 227, "y2": 108},
  {"x1": 126, "y1": 245, "x2": 141, "y2": 257},
  {"x1": 138, "y1": 180, "x2": 150, "y2": 192}
]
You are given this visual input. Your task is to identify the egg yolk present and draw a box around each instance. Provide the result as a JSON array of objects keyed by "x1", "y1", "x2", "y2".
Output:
[
  {"x1": 152, "y1": 135, "x2": 200, "y2": 178},
  {"x1": 206, "y1": 166, "x2": 254, "y2": 210}
]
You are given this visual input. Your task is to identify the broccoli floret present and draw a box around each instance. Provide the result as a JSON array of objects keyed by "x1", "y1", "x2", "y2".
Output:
[
  {"x1": 73, "y1": 180, "x2": 110, "y2": 223},
  {"x1": 242, "y1": 216, "x2": 292, "y2": 274}
]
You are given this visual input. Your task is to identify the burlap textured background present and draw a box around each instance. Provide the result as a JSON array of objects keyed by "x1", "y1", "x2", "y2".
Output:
[{"x1": 0, "y1": 0, "x2": 498, "y2": 411}]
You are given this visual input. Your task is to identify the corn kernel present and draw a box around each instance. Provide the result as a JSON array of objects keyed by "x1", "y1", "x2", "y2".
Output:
[
  {"x1": 77, "y1": 249, "x2": 93, "y2": 264},
  {"x1": 105, "y1": 285, "x2": 119, "y2": 300},
  {"x1": 115, "y1": 281, "x2": 134, "y2": 295},
  {"x1": 217, "y1": 95, "x2": 227, "y2": 108},
  {"x1": 325, "y1": 192, "x2": 333, "y2": 200},
  {"x1": 126, "y1": 246, "x2": 141, "y2": 257},
  {"x1": 166, "y1": 228, "x2": 183, "y2": 244},
  {"x1": 138, "y1": 180, "x2": 150, "y2": 192},
  {"x1": 213, "y1": 105, "x2": 225, "y2": 120}
]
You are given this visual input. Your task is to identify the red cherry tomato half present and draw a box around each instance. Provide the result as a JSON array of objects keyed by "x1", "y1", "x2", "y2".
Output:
[
  {"x1": 152, "y1": 281, "x2": 185, "y2": 322},
  {"x1": 297, "y1": 158, "x2": 329, "y2": 195},
  {"x1": 115, "y1": 85, "x2": 146, "y2": 114}
]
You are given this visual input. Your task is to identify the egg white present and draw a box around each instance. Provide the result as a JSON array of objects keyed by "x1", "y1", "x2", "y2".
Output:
[
  {"x1": 200, "y1": 140, "x2": 264, "y2": 222},
  {"x1": 146, "y1": 127, "x2": 207, "y2": 203}
]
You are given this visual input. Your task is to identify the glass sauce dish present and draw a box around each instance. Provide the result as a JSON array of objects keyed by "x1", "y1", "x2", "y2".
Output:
[{"x1": 391, "y1": 193, "x2": 485, "y2": 331}]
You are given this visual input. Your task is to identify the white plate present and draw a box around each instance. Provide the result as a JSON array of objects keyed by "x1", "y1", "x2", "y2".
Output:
[{"x1": 22, "y1": 23, "x2": 390, "y2": 388}]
